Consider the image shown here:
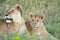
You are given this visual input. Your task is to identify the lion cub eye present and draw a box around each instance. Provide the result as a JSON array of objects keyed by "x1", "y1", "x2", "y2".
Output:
[
  {"x1": 32, "y1": 19, "x2": 34, "y2": 21},
  {"x1": 37, "y1": 20, "x2": 39, "y2": 22}
]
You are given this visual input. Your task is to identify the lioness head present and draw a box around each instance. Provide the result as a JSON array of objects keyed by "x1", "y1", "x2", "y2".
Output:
[
  {"x1": 29, "y1": 13, "x2": 45, "y2": 29},
  {"x1": 5, "y1": 4, "x2": 22, "y2": 23}
]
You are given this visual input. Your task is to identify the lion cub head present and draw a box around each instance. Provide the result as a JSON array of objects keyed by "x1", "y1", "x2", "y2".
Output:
[
  {"x1": 29, "y1": 13, "x2": 45, "y2": 29},
  {"x1": 5, "y1": 4, "x2": 22, "y2": 23}
]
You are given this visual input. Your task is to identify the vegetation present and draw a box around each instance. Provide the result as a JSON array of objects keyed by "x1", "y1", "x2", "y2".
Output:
[{"x1": 0, "y1": 0, "x2": 60, "y2": 40}]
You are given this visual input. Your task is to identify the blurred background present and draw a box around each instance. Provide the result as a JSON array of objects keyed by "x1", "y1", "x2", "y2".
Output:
[{"x1": 0, "y1": 0, "x2": 60, "y2": 40}]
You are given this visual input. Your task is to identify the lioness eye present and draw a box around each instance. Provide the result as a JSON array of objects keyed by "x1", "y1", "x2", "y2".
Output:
[{"x1": 11, "y1": 10, "x2": 14, "y2": 12}]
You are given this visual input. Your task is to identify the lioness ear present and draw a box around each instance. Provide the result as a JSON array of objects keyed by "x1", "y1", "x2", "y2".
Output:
[
  {"x1": 15, "y1": 4, "x2": 21, "y2": 11},
  {"x1": 6, "y1": 5, "x2": 10, "y2": 11},
  {"x1": 38, "y1": 14, "x2": 45, "y2": 20},
  {"x1": 29, "y1": 12, "x2": 34, "y2": 18}
]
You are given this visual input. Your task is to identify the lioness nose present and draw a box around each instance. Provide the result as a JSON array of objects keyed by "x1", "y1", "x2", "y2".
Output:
[{"x1": 6, "y1": 15, "x2": 8, "y2": 16}]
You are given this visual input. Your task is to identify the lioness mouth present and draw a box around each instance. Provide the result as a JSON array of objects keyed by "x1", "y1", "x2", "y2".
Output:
[{"x1": 6, "y1": 18, "x2": 13, "y2": 23}]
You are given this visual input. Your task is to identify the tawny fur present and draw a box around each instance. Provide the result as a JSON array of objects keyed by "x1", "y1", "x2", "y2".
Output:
[{"x1": 0, "y1": 19, "x2": 19, "y2": 34}]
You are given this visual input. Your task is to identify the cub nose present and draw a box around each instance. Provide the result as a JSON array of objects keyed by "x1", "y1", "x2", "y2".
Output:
[{"x1": 33, "y1": 24, "x2": 36, "y2": 26}]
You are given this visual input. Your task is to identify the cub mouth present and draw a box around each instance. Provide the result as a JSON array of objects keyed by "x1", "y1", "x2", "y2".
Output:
[{"x1": 32, "y1": 26, "x2": 39, "y2": 29}]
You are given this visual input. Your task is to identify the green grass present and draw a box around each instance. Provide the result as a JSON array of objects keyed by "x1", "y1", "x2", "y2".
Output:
[
  {"x1": 0, "y1": 0, "x2": 60, "y2": 40},
  {"x1": 0, "y1": 33, "x2": 58, "y2": 40}
]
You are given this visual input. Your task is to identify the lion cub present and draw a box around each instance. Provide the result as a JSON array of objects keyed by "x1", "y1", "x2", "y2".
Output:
[
  {"x1": 26, "y1": 13, "x2": 46, "y2": 36},
  {"x1": 25, "y1": 13, "x2": 58, "y2": 40}
]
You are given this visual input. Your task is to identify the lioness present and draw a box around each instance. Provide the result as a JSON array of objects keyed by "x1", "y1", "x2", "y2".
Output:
[
  {"x1": 0, "y1": 4, "x2": 28, "y2": 35},
  {"x1": 25, "y1": 13, "x2": 58, "y2": 40}
]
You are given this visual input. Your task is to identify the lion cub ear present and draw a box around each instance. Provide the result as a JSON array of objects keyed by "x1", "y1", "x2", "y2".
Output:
[
  {"x1": 15, "y1": 4, "x2": 22, "y2": 11},
  {"x1": 29, "y1": 12, "x2": 34, "y2": 18},
  {"x1": 38, "y1": 14, "x2": 45, "y2": 20}
]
